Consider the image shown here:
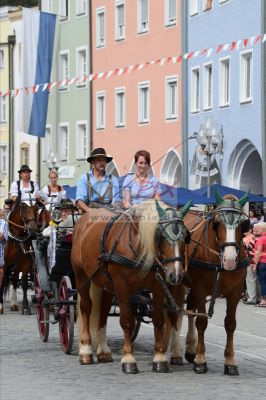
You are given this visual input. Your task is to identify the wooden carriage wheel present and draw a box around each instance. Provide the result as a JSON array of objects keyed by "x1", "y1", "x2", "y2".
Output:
[
  {"x1": 58, "y1": 276, "x2": 74, "y2": 354},
  {"x1": 34, "y1": 271, "x2": 49, "y2": 342}
]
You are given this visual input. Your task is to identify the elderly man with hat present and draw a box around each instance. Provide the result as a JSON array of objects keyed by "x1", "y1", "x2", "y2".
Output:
[
  {"x1": 76, "y1": 148, "x2": 120, "y2": 213},
  {"x1": 10, "y1": 164, "x2": 40, "y2": 204}
]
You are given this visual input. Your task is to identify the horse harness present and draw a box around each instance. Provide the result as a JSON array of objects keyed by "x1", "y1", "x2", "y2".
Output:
[
  {"x1": 187, "y1": 208, "x2": 250, "y2": 318},
  {"x1": 7, "y1": 203, "x2": 38, "y2": 254},
  {"x1": 78, "y1": 209, "x2": 186, "y2": 305}
]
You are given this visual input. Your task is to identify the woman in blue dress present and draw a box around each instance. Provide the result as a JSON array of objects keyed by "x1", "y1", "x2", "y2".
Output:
[{"x1": 122, "y1": 150, "x2": 160, "y2": 208}]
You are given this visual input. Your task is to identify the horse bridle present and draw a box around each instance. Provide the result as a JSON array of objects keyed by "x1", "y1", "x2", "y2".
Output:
[
  {"x1": 156, "y1": 210, "x2": 189, "y2": 268},
  {"x1": 8, "y1": 204, "x2": 38, "y2": 243},
  {"x1": 212, "y1": 206, "x2": 247, "y2": 253}
]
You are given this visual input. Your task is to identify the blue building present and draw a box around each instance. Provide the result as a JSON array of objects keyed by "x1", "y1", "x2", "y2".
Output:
[{"x1": 186, "y1": 0, "x2": 264, "y2": 194}]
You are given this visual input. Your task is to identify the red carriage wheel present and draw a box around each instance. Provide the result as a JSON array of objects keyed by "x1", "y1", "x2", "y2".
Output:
[
  {"x1": 34, "y1": 271, "x2": 49, "y2": 342},
  {"x1": 58, "y1": 276, "x2": 74, "y2": 354}
]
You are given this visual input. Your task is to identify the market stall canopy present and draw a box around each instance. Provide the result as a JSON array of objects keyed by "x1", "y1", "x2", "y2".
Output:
[{"x1": 193, "y1": 184, "x2": 266, "y2": 203}]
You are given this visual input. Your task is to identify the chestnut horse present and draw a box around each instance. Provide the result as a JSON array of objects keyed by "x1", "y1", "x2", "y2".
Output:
[
  {"x1": 0, "y1": 198, "x2": 41, "y2": 314},
  {"x1": 182, "y1": 189, "x2": 250, "y2": 375},
  {"x1": 71, "y1": 199, "x2": 191, "y2": 374}
]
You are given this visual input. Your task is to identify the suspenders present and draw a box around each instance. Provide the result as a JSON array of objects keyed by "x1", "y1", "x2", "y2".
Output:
[
  {"x1": 17, "y1": 180, "x2": 34, "y2": 195},
  {"x1": 87, "y1": 173, "x2": 113, "y2": 206}
]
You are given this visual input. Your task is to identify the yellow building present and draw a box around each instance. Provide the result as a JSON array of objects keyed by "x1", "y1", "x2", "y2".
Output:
[{"x1": 0, "y1": 6, "x2": 13, "y2": 207}]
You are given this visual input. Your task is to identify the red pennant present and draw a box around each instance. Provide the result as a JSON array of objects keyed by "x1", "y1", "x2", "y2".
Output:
[
  {"x1": 215, "y1": 44, "x2": 223, "y2": 54},
  {"x1": 254, "y1": 35, "x2": 262, "y2": 45},
  {"x1": 177, "y1": 55, "x2": 183, "y2": 62},
  {"x1": 243, "y1": 38, "x2": 248, "y2": 48},
  {"x1": 47, "y1": 82, "x2": 53, "y2": 91},
  {"x1": 230, "y1": 41, "x2": 236, "y2": 51},
  {"x1": 201, "y1": 48, "x2": 208, "y2": 56},
  {"x1": 187, "y1": 52, "x2": 194, "y2": 59},
  {"x1": 121, "y1": 67, "x2": 129, "y2": 75},
  {"x1": 112, "y1": 68, "x2": 120, "y2": 76},
  {"x1": 132, "y1": 64, "x2": 139, "y2": 72}
]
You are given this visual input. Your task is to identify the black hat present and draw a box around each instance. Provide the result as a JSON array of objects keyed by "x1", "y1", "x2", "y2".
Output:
[
  {"x1": 87, "y1": 148, "x2": 113, "y2": 163},
  {"x1": 56, "y1": 198, "x2": 76, "y2": 210},
  {"x1": 4, "y1": 199, "x2": 14, "y2": 206},
  {"x1": 18, "y1": 164, "x2": 32, "y2": 173}
]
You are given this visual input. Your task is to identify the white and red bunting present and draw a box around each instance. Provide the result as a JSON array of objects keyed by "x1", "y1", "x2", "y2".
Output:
[{"x1": 0, "y1": 33, "x2": 265, "y2": 97}]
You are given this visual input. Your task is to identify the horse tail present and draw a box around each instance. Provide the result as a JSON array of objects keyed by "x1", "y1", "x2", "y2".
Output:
[
  {"x1": 89, "y1": 282, "x2": 102, "y2": 349},
  {"x1": 2, "y1": 264, "x2": 14, "y2": 300}
]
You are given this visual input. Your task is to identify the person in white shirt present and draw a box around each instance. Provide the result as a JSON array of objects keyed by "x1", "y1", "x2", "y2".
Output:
[
  {"x1": 41, "y1": 170, "x2": 66, "y2": 211},
  {"x1": 10, "y1": 165, "x2": 41, "y2": 205}
]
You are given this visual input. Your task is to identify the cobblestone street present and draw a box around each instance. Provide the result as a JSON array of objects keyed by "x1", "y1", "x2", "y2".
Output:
[{"x1": 1, "y1": 291, "x2": 266, "y2": 400}]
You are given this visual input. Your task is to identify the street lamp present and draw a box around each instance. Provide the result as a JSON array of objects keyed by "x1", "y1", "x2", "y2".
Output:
[
  {"x1": 195, "y1": 117, "x2": 224, "y2": 198},
  {"x1": 46, "y1": 151, "x2": 60, "y2": 171}
]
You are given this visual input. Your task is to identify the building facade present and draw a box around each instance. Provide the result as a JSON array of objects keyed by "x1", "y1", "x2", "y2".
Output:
[
  {"x1": 187, "y1": 0, "x2": 263, "y2": 194},
  {"x1": 40, "y1": 0, "x2": 91, "y2": 188},
  {"x1": 0, "y1": 7, "x2": 10, "y2": 206},
  {"x1": 92, "y1": 0, "x2": 183, "y2": 185}
]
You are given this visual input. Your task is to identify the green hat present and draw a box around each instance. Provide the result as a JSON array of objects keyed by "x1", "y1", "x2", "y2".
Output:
[{"x1": 56, "y1": 198, "x2": 75, "y2": 210}]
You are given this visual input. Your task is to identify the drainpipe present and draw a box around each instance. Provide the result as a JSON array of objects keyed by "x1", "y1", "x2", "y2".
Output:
[
  {"x1": 37, "y1": 0, "x2": 41, "y2": 185},
  {"x1": 89, "y1": 1, "x2": 93, "y2": 154},
  {"x1": 181, "y1": 0, "x2": 188, "y2": 187},
  {"x1": 261, "y1": 0, "x2": 266, "y2": 200},
  {"x1": 8, "y1": 34, "x2": 16, "y2": 188}
]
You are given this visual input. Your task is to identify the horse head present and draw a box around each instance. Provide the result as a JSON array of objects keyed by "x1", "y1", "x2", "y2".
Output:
[
  {"x1": 155, "y1": 200, "x2": 192, "y2": 285},
  {"x1": 213, "y1": 188, "x2": 249, "y2": 270},
  {"x1": 10, "y1": 200, "x2": 39, "y2": 239}
]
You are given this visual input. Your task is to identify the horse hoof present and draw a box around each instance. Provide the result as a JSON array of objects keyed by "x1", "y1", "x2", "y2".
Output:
[
  {"x1": 170, "y1": 356, "x2": 183, "y2": 366},
  {"x1": 193, "y1": 362, "x2": 208, "y2": 374},
  {"x1": 152, "y1": 361, "x2": 169, "y2": 373},
  {"x1": 10, "y1": 305, "x2": 19, "y2": 312},
  {"x1": 224, "y1": 365, "x2": 239, "y2": 376},
  {"x1": 122, "y1": 362, "x2": 139, "y2": 374},
  {"x1": 79, "y1": 354, "x2": 94, "y2": 365},
  {"x1": 185, "y1": 351, "x2": 196, "y2": 363},
  {"x1": 97, "y1": 352, "x2": 113, "y2": 363}
]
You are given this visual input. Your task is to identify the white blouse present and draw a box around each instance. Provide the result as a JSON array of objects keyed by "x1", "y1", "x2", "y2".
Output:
[
  {"x1": 10, "y1": 180, "x2": 40, "y2": 205},
  {"x1": 42, "y1": 184, "x2": 66, "y2": 210}
]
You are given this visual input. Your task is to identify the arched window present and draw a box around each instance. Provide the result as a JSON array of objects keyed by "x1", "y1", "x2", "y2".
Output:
[
  {"x1": 160, "y1": 149, "x2": 182, "y2": 187},
  {"x1": 228, "y1": 139, "x2": 262, "y2": 193}
]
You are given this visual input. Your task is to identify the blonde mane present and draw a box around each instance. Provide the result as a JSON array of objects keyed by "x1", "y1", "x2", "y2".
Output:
[{"x1": 134, "y1": 200, "x2": 167, "y2": 273}]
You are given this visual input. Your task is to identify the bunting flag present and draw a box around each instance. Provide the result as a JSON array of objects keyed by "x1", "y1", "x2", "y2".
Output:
[
  {"x1": 18, "y1": 8, "x2": 56, "y2": 137},
  {"x1": 1, "y1": 32, "x2": 265, "y2": 98}
]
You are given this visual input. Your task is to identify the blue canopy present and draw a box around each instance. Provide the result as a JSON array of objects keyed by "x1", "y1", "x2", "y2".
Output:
[
  {"x1": 160, "y1": 184, "x2": 211, "y2": 206},
  {"x1": 64, "y1": 181, "x2": 211, "y2": 206},
  {"x1": 64, "y1": 185, "x2": 77, "y2": 200},
  {"x1": 193, "y1": 184, "x2": 266, "y2": 204}
]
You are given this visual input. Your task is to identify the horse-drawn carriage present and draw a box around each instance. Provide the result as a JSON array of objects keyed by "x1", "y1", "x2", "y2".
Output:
[
  {"x1": 32, "y1": 233, "x2": 76, "y2": 353},
  {"x1": 2, "y1": 190, "x2": 253, "y2": 375}
]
